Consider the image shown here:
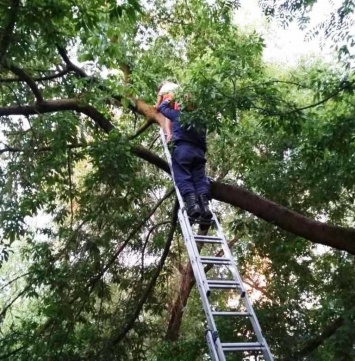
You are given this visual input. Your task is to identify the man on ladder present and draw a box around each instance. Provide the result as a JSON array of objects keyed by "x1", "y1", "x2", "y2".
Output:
[
  {"x1": 155, "y1": 81, "x2": 212, "y2": 221},
  {"x1": 154, "y1": 81, "x2": 274, "y2": 361}
]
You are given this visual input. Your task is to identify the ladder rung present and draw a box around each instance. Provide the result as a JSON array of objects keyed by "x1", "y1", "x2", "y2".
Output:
[
  {"x1": 212, "y1": 311, "x2": 249, "y2": 317},
  {"x1": 190, "y1": 218, "x2": 215, "y2": 225},
  {"x1": 207, "y1": 279, "x2": 240, "y2": 289},
  {"x1": 221, "y1": 342, "x2": 264, "y2": 352},
  {"x1": 200, "y1": 256, "x2": 231, "y2": 265},
  {"x1": 194, "y1": 235, "x2": 223, "y2": 244}
]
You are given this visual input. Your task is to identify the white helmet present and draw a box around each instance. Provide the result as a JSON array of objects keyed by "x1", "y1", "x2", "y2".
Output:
[{"x1": 158, "y1": 81, "x2": 180, "y2": 96}]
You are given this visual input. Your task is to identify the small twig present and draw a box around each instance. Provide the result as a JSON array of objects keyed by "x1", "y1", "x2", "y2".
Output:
[
  {"x1": 129, "y1": 120, "x2": 153, "y2": 140},
  {"x1": 0, "y1": 271, "x2": 32, "y2": 291},
  {"x1": 148, "y1": 134, "x2": 161, "y2": 150},
  {"x1": 140, "y1": 221, "x2": 171, "y2": 282},
  {"x1": 0, "y1": 284, "x2": 32, "y2": 321},
  {"x1": 67, "y1": 148, "x2": 74, "y2": 230}
]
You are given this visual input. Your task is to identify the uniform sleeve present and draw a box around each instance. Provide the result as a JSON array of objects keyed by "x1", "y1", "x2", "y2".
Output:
[{"x1": 158, "y1": 100, "x2": 179, "y2": 120}]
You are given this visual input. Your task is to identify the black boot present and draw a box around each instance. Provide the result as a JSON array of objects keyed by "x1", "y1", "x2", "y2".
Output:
[
  {"x1": 183, "y1": 193, "x2": 201, "y2": 219},
  {"x1": 199, "y1": 194, "x2": 212, "y2": 220}
]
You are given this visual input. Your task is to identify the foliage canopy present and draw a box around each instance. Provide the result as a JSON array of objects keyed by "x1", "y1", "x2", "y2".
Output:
[{"x1": 0, "y1": 0, "x2": 355, "y2": 360}]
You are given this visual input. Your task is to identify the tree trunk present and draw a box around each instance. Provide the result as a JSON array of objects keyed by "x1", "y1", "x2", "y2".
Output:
[
  {"x1": 165, "y1": 239, "x2": 238, "y2": 340},
  {"x1": 165, "y1": 262, "x2": 195, "y2": 341}
]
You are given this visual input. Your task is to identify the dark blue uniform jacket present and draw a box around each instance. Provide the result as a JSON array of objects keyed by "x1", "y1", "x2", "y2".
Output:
[{"x1": 158, "y1": 101, "x2": 207, "y2": 151}]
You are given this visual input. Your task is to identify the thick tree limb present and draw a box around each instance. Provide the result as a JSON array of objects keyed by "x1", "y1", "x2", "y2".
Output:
[
  {"x1": 0, "y1": 99, "x2": 114, "y2": 132},
  {"x1": 1, "y1": 98, "x2": 355, "y2": 254},
  {"x1": 132, "y1": 145, "x2": 170, "y2": 173},
  {"x1": 129, "y1": 144, "x2": 355, "y2": 254},
  {"x1": 0, "y1": 0, "x2": 20, "y2": 62},
  {"x1": 210, "y1": 181, "x2": 355, "y2": 254}
]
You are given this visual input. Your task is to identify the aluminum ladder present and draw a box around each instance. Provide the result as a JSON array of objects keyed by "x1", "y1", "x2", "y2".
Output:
[{"x1": 160, "y1": 128, "x2": 274, "y2": 361}]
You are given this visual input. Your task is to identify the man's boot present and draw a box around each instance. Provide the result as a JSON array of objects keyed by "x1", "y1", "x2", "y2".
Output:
[
  {"x1": 183, "y1": 193, "x2": 201, "y2": 219},
  {"x1": 198, "y1": 194, "x2": 212, "y2": 220}
]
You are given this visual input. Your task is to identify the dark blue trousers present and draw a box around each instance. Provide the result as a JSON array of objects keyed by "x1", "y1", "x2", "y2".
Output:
[{"x1": 172, "y1": 141, "x2": 210, "y2": 197}]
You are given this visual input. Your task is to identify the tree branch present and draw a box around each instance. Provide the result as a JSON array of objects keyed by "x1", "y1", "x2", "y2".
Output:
[
  {"x1": 0, "y1": 285, "x2": 32, "y2": 322},
  {"x1": 127, "y1": 143, "x2": 355, "y2": 254},
  {"x1": 210, "y1": 181, "x2": 355, "y2": 254},
  {"x1": 243, "y1": 276, "x2": 272, "y2": 300},
  {"x1": 166, "y1": 238, "x2": 238, "y2": 340},
  {"x1": 0, "y1": 143, "x2": 87, "y2": 155},
  {"x1": 109, "y1": 198, "x2": 179, "y2": 346},
  {"x1": 141, "y1": 221, "x2": 172, "y2": 281},
  {"x1": 6, "y1": 64, "x2": 44, "y2": 103},
  {"x1": 129, "y1": 120, "x2": 154, "y2": 140},
  {"x1": 0, "y1": 0, "x2": 20, "y2": 62},
  {"x1": 0, "y1": 345, "x2": 26, "y2": 360},
  {"x1": 57, "y1": 46, "x2": 167, "y2": 128},
  {"x1": 73, "y1": 188, "x2": 176, "y2": 320},
  {"x1": 1, "y1": 97, "x2": 355, "y2": 254},
  {"x1": 290, "y1": 313, "x2": 348, "y2": 360},
  {"x1": 281, "y1": 87, "x2": 346, "y2": 115},
  {"x1": 0, "y1": 99, "x2": 115, "y2": 132},
  {"x1": 201, "y1": 72, "x2": 347, "y2": 116},
  {"x1": 0, "y1": 68, "x2": 70, "y2": 83},
  {"x1": 90, "y1": 188, "x2": 175, "y2": 286},
  {"x1": 0, "y1": 271, "x2": 32, "y2": 291},
  {"x1": 57, "y1": 46, "x2": 87, "y2": 78},
  {"x1": 120, "y1": 63, "x2": 131, "y2": 85}
]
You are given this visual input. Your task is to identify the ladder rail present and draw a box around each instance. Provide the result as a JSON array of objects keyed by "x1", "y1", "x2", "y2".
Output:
[
  {"x1": 159, "y1": 128, "x2": 226, "y2": 360},
  {"x1": 159, "y1": 128, "x2": 274, "y2": 361},
  {"x1": 177, "y1": 209, "x2": 227, "y2": 361},
  {"x1": 212, "y1": 214, "x2": 274, "y2": 360}
]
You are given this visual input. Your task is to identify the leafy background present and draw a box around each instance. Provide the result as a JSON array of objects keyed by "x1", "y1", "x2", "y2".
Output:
[{"x1": 0, "y1": 0, "x2": 354, "y2": 360}]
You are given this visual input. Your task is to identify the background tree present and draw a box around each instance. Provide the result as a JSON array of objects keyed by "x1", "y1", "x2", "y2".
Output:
[{"x1": 0, "y1": 0, "x2": 354, "y2": 360}]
